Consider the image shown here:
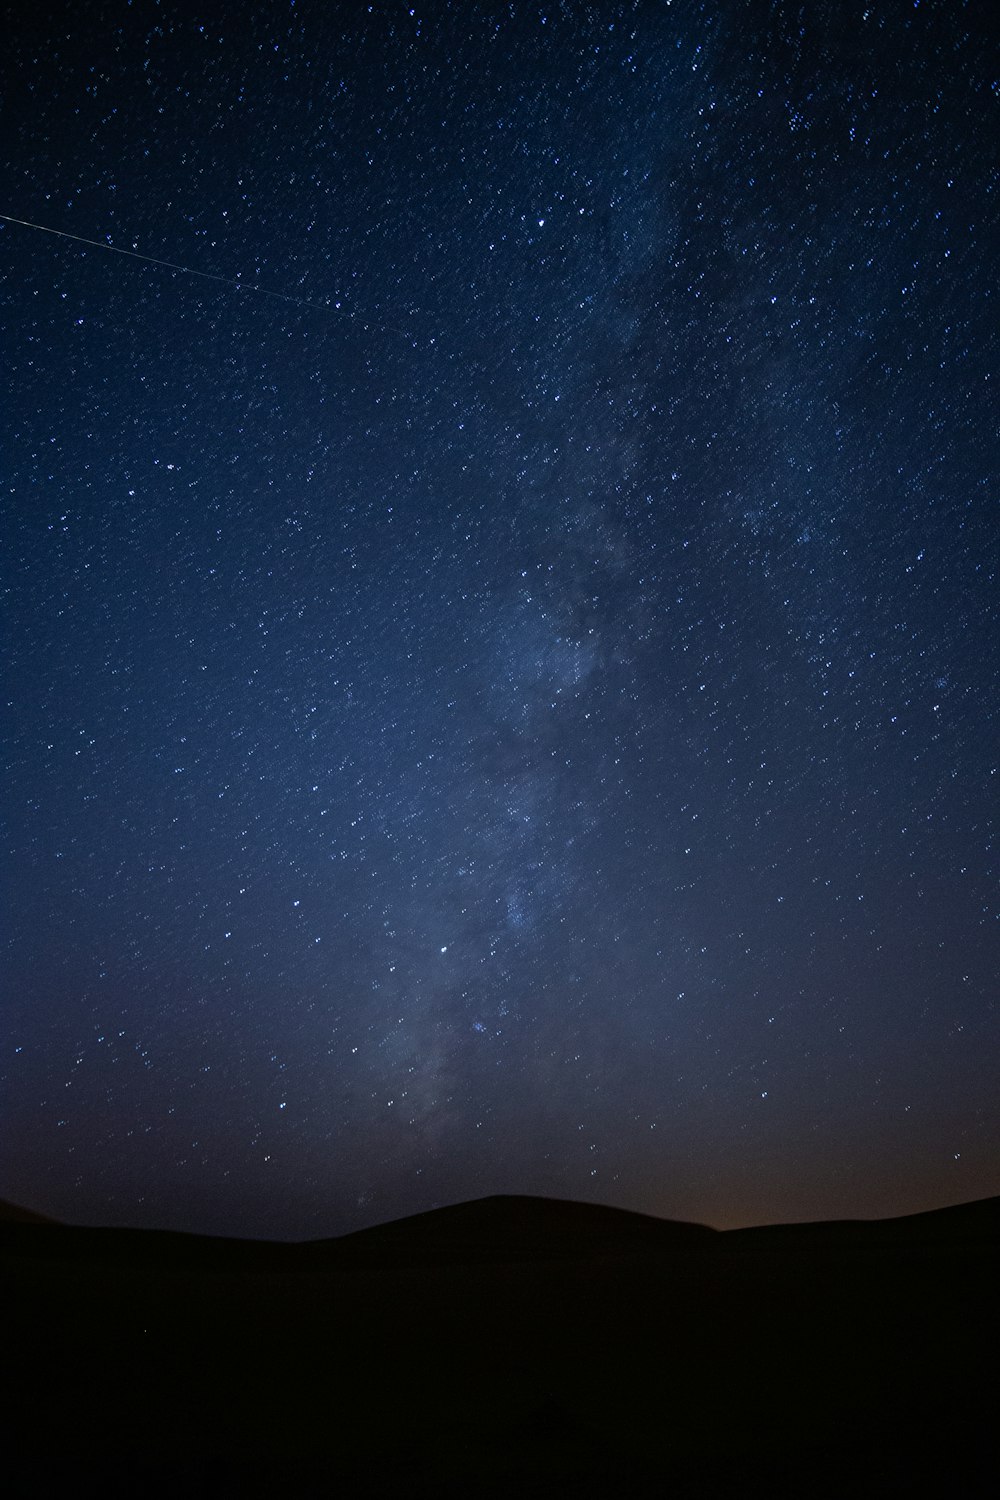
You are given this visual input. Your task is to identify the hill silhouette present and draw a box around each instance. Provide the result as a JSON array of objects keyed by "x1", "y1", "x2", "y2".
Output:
[
  {"x1": 0, "y1": 1196, "x2": 59, "y2": 1225},
  {"x1": 316, "y1": 1192, "x2": 718, "y2": 1264},
  {"x1": 3, "y1": 1191, "x2": 996, "y2": 1495}
]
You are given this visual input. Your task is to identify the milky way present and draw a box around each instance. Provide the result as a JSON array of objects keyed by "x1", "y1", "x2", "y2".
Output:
[{"x1": 3, "y1": 1, "x2": 997, "y2": 1238}]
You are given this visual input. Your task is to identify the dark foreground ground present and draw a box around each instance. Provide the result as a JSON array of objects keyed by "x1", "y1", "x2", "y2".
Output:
[{"x1": 3, "y1": 1192, "x2": 997, "y2": 1496}]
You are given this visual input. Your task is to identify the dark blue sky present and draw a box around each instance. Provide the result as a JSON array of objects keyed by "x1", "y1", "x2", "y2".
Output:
[{"x1": 3, "y1": 0, "x2": 997, "y2": 1239}]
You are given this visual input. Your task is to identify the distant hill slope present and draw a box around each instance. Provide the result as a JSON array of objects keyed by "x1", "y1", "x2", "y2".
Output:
[
  {"x1": 1, "y1": 1189, "x2": 996, "y2": 1291},
  {"x1": 725, "y1": 1193, "x2": 1000, "y2": 1249},
  {"x1": 2, "y1": 1190, "x2": 998, "y2": 1261},
  {"x1": 0, "y1": 1197, "x2": 59, "y2": 1225},
  {"x1": 317, "y1": 1192, "x2": 718, "y2": 1264},
  {"x1": 0, "y1": 1192, "x2": 717, "y2": 1272},
  {"x1": 3, "y1": 1190, "x2": 997, "y2": 1495}
]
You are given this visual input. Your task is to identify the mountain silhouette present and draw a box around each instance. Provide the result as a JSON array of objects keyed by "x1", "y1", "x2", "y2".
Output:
[
  {"x1": 316, "y1": 1192, "x2": 717, "y2": 1264},
  {"x1": 3, "y1": 1191, "x2": 996, "y2": 1495},
  {"x1": 0, "y1": 1196, "x2": 59, "y2": 1225}
]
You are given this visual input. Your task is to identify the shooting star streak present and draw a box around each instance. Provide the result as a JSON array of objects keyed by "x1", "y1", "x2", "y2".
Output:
[{"x1": 0, "y1": 211, "x2": 355, "y2": 317}]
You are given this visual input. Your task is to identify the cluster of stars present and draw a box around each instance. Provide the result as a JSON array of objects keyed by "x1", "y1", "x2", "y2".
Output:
[{"x1": 2, "y1": 0, "x2": 996, "y2": 1240}]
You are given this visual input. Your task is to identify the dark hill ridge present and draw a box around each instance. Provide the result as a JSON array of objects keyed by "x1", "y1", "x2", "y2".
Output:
[
  {"x1": 2, "y1": 1190, "x2": 997, "y2": 1265},
  {"x1": 0, "y1": 1196, "x2": 59, "y2": 1225},
  {"x1": 725, "y1": 1192, "x2": 1000, "y2": 1251},
  {"x1": 3, "y1": 1190, "x2": 997, "y2": 1495},
  {"x1": 320, "y1": 1192, "x2": 718, "y2": 1264},
  {"x1": 0, "y1": 1193, "x2": 717, "y2": 1273}
]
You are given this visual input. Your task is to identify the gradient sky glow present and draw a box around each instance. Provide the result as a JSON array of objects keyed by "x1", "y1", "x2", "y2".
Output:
[{"x1": 3, "y1": 0, "x2": 997, "y2": 1239}]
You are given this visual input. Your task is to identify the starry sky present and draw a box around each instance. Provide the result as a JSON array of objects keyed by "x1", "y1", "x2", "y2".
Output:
[{"x1": 3, "y1": 0, "x2": 997, "y2": 1240}]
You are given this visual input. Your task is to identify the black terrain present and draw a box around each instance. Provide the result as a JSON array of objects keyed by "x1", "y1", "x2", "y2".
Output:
[{"x1": 3, "y1": 1193, "x2": 996, "y2": 1495}]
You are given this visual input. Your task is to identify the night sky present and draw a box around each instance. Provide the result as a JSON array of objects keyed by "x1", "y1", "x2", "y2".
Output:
[{"x1": 3, "y1": 1, "x2": 997, "y2": 1241}]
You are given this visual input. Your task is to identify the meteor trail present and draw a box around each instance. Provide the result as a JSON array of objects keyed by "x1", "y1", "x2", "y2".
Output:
[{"x1": 0, "y1": 211, "x2": 346, "y2": 314}]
